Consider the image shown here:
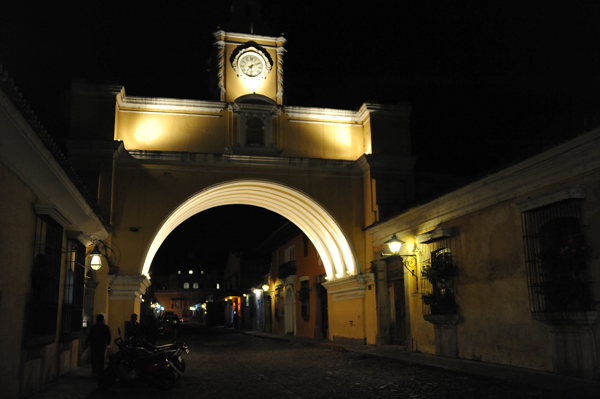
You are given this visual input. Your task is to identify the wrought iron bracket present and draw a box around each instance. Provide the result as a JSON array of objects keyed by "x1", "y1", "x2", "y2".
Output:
[{"x1": 380, "y1": 253, "x2": 419, "y2": 289}]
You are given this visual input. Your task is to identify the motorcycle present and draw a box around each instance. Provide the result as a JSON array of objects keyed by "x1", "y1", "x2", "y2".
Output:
[{"x1": 98, "y1": 329, "x2": 189, "y2": 390}]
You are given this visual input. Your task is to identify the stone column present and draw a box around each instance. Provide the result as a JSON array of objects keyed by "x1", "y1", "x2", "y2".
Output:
[
  {"x1": 373, "y1": 260, "x2": 391, "y2": 346},
  {"x1": 108, "y1": 275, "x2": 151, "y2": 339},
  {"x1": 534, "y1": 311, "x2": 598, "y2": 379},
  {"x1": 423, "y1": 314, "x2": 459, "y2": 358}
]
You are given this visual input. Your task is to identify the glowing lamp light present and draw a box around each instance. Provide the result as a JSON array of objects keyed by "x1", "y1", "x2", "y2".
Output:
[
  {"x1": 385, "y1": 234, "x2": 404, "y2": 255},
  {"x1": 262, "y1": 284, "x2": 269, "y2": 292},
  {"x1": 89, "y1": 245, "x2": 103, "y2": 271}
]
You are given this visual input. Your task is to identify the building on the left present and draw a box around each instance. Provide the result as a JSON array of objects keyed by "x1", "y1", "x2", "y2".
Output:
[{"x1": 0, "y1": 66, "x2": 112, "y2": 398}]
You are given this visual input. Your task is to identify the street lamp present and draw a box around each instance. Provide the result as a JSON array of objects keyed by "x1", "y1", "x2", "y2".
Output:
[
  {"x1": 381, "y1": 234, "x2": 418, "y2": 288},
  {"x1": 262, "y1": 284, "x2": 269, "y2": 292},
  {"x1": 89, "y1": 245, "x2": 103, "y2": 271},
  {"x1": 384, "y1": 234, "x2": 403, "y2": 254}
]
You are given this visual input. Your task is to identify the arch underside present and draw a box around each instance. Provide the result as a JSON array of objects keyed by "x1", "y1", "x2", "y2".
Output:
[{"x1": 141, "y1": 180, "x2": 358, "y2": 280}]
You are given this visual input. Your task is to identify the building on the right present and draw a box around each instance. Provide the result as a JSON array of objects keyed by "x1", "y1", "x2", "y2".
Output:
[{"x1": 367, "y1": 126, "x2": 600, "y2": 379}]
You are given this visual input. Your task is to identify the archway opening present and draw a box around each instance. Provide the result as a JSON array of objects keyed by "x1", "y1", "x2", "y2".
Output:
[{"x1": 141, "y1": 180, "x2": 358, "y2": 280}]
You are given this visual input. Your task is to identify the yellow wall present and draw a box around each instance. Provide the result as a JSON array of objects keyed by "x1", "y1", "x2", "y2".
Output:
[
  {"x1": 0, "y1": 163, "x2": 37, "y2": 398},
  {"x1": 328, "y1": 297, "x2": 366, "y2": 341},
  {"x1": 279, "y1": 117, "x2": 365, "y2": 160},
  {"x1": 114, "y1": 109, "x2": 228, "y2": 152},
  {"x1": 373, "y1": 168, "x2": 600, "y2": 371}
]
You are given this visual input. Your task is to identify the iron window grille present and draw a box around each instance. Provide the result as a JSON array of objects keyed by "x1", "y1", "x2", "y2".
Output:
[
  {"x1": 521, "y1": 199, "x2": 594, "y2": 316},
  {"x1": 421, "y1": 247, "x2": 456, "y2": 315},
  {"x1": 25, "y1": 215, "x2": 63, "y2": 348},
  {"x1": 299, "y1": 280, "x2": 310, "y2": 320},
  {"x1": 278, "y1": 260, "x2": 296, "y2": 279},
  {"x1": 60, "y1": 239, "x2": 85, "y2": 341}
]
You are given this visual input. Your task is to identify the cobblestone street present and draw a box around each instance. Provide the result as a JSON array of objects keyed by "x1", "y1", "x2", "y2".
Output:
[{"x1": 87, "y1": 325, "x2": 582, "y2": 399}]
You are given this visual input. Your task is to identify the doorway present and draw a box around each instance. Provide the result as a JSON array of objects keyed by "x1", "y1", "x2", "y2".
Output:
[
  {"x1": 285, "y1": 286, "x2": 295, "y2": 335},
  {"x1": 386, "y1": 257, "x2": 406, "y2": 345}
]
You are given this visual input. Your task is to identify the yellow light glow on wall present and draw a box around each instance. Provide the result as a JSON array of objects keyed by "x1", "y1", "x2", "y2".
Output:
[
  {"x1": 134, "y1": 118, "x2": 164, "y2": 143},
  {"x1": 139, "y1": 180, "x2": 358, "y2": 280},
  {"x1": 241, "y1": 78, "x2": 266, "y2": 96}
]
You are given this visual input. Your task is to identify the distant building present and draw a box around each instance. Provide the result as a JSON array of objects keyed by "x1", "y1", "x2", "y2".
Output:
[
  {"x1": 150, "y1": 270, "x2": 219, "y2": 322},
  {"x1": 255, "y1": 222, "x2": 329, "y2": 339}
]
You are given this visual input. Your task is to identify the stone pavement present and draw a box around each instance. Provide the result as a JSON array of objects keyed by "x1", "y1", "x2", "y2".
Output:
[
  {"x1": 243, "y1": 330, "x2": 600, "y2": 398},
  {"x1": 23, "y1": 328, "x2": 600, "y2": 399}
]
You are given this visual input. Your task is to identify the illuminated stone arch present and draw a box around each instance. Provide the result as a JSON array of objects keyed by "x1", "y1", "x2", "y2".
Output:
[{"x1": 140, "y1": 180, "x2": 358, "y2": 280}]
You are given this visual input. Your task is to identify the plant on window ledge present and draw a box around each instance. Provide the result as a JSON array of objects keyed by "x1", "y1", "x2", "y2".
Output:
[{"x1": 421, "y1": 250, "x2": 457, "y2": 315}]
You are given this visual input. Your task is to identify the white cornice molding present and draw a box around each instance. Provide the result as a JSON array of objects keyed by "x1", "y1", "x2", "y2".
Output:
[
  {"x1": 284, "y1": 102, "x2": 411, "y2": 125},
  {"x1": 322, "y1": 274, "x2": 371, "y2": 301},
  {"x1": 0, "y1": 88, "x2": 110, "y2": 241},
  {"x1": 109, "y1": 275, "x2": 151, "y2": 301},
  {"x1": 516, "y1": 185, "x2": 585, "y2": 212},
  {"x1": 284, "y1": 106, "x2": 362, "y2": 123},
  {"x1": 122, "y1": 150, "x2": 359, "y2": 176},
  {"x1": 213, "y1": 30, "x2": 286, "y2": 45},
  {"x1": 116, "y1": 88, "x2": 227, "y2": 115},
  {"x1": 367, "y1": 128, "x2": 600, "y2": 246}
]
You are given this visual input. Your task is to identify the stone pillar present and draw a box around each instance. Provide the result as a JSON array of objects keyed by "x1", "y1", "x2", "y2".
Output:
[
  {"x1": 108, "y1": 275, "x2": 151, "y2": 340},
  {"x1": 534, "y1": 311, "x2": 598, "y2": 379},
  {"x1": 423, "y1": 314, "x2": 459, "y2": 358},
  {"x1": 374, "y1": 260, "x2": 391, "y2": 346}
]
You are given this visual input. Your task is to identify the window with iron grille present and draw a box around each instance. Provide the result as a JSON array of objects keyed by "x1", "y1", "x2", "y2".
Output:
[
  {"x1": 421, "y1": 247, "x2": 456, "y2": 315},
  {"x1": 25, "y1": 214, "x2": 63, "y2": 348},
  {"x1": 60, "y1": 238, "x2": 85, "y2": 341},
  {"x1": 521, "y1": 198, "x2": 594, "y2": 315}
]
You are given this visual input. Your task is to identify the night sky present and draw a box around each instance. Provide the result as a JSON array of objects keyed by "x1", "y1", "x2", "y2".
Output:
[{"x1": 2, "y1": 1, "x2": 600, "y2": 274}]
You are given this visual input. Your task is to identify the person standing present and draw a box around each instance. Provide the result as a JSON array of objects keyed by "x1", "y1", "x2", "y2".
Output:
[
  {"x1": 86, "y1": 314, "x2": 111, "y2": 377},
  {"x1": 124, "y1": 313, "x2": 140, "y2": 341}
]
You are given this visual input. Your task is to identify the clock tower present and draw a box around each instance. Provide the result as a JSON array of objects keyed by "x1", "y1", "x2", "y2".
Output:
[{"x1": 209, "y1": 0, "x2": 286, "y2": 105}]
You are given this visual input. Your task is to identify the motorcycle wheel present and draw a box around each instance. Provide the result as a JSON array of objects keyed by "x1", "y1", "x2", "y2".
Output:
[
  {"x1": 174, "y1": 357, "x2": 186, "y2": 373},
  {"x1": 97, "y1": 367, "x2": 119, "y2": 389},
  {"x1": 154, "y1": 368, "x2": 179, "y2": 390}
]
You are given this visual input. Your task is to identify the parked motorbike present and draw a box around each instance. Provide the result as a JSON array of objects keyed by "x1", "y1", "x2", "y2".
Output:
[{"x1": 98, "y1": 329, "x2": 189, "y2": 390}]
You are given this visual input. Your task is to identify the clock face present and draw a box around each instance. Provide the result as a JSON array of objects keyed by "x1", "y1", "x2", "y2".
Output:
[{"x1": 239, "y1": 53, "x2": 265, "y2": 78}]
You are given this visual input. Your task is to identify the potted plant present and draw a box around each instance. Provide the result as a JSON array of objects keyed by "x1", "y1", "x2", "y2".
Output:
[{"x1": 421, "y1": 251, "x2": 457, "y2": 315}]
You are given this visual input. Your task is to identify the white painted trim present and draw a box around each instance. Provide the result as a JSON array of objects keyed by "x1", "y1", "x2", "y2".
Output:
[
  {"x1": 34, "y1": 204, "x2": 71, "y2": 227},
  {"x1": 517, "y1": 185, "x2": 585, "y2": 212},
  {"x1": 322, "y1": 274, "x2": 369, "y2": 301},
  {"x1": 213, "y1": 30, "x2": 286, "y2": 44},
  {"x1": 116, "y1": 88, "x2": 227, "y2": 114},
  {"x1": 287, "y1": 119, "x2": 359, "y2": 127},
  {"x1": 117, "y1": 109, "x2": 222, "y2": 118}
]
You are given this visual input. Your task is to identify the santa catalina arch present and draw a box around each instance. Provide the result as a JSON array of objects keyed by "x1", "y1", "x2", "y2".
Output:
[
  {"x1": 77, "y1": 12, "x2": 415, "y2": 346},
  {"x1": 141, "y1": 179, "x2": 358, "y2": 280}
]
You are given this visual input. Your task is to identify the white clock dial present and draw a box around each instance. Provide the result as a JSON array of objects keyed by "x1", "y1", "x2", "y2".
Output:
[{"x1": 239, "y1": 53, "x2": 264, "y2": 77}]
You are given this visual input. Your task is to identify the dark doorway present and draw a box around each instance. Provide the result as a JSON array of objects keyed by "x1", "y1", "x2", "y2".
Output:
[{"x1": 386, "y1": 257, "x2": 406, "y2": 345}]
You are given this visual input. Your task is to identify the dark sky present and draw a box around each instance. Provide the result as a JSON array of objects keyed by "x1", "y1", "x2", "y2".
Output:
[
  {"x1": 2, "y1": 1, "x2": 600, "y2": 174},
  {"x1": 2, "y1": 1, "x2": 600, "y2": 274}
]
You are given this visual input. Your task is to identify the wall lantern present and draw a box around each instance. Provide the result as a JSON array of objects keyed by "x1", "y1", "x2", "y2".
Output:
[
  {"x1": 262, "y1": 284, "x2": 269, "y2": 292},
  {"x1": 385, "y1": 234, "x2": 403, "y2": 254},
  {"x1": 381, "y1": 234, "x2": 418, "y2": 288},
  {"x1": 89, "y1": 245, "x2": 103, "y2": 271}
]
